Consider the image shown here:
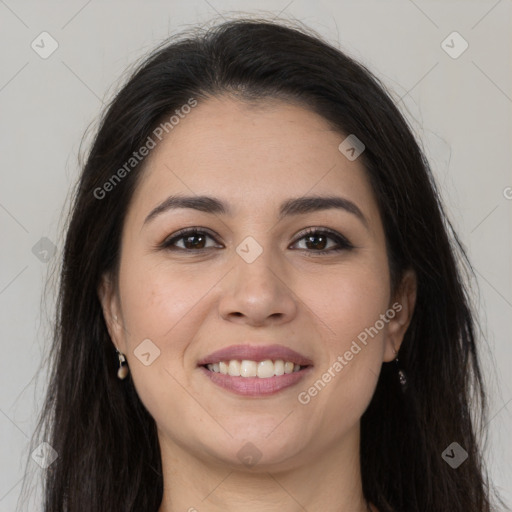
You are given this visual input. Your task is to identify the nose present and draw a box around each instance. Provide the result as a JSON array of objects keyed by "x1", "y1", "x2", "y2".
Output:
[{"x1": 217, "y1": 248, "x2": 298, "y2": 327}]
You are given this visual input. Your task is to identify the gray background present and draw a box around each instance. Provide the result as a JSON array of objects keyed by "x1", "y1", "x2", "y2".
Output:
[{"x1": 0, "y1": 1, "x2": 511, "y2": 510}]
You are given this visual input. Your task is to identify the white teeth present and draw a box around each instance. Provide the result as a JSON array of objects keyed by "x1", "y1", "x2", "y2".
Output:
[
  {"x1": 274, "y1": 359, "x2": 284, "y2": 376},
  {"x1": 205, "y1": 359, "x2": 303, "y2": 378},
  {"x1": 219, "y1": 361, "x2": 228, "y2": 374},
  {"x1": 228, "y1": 360, "x2": 241, "y2": 376},
  {"x1": 257, "y1": 360, "x2": 275, "y2": 378},
  {"x1": 284, "y1": 361, "x2": 294, "y2": 374},
  {"x1": 240, "y1": 360, "x2": 257, "y2": 377}
]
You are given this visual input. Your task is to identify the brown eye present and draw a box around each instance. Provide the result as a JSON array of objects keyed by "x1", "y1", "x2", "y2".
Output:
[
  {"x1": 161, "y1": 228, "x2": 221, "y2": 252},
  {"x1": 291, "y1": 228, "x2": 354, "y2": 255}
]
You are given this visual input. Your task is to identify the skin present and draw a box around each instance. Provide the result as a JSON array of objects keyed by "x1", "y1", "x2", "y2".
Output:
[{"x1": 99, "y1": 96, "x2": 417, "y2": 512}]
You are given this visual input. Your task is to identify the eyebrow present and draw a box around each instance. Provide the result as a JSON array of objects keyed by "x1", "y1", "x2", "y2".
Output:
[{"x1": 143, "y1": 194, "x2": 369, "y2": 229}]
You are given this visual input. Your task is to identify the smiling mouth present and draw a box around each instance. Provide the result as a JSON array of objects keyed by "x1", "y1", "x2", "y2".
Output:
[
  {"x1": 200, "y1": 359, "x2": 310, "y2": 378},
  {"x1": 198, "y1": 359, "x2": 313, "y2": 397}
]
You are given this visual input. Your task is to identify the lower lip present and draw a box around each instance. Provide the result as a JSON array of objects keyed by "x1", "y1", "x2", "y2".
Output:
[{"x1": 198, "y1": 366, "x2": 313, "y2": 397}]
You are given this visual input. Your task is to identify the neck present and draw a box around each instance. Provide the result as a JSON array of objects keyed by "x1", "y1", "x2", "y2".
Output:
[{"x1": 157, "y1": 424, "x2": 372, "y2": 512}]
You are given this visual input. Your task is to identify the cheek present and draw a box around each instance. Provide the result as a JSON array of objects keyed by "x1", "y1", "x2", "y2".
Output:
[
  {"x1": 300, "y1": 259, "x2": 390, "y2": 345},
  {"x1": 296, "y1": 261, "x2": 389, "y2": 413},
  {"x1": 116, "y1": 259, "x2": 209, "y2": 422},
  {"x1": 118, "y1": 256, "x2": 210, "y2": 341}
]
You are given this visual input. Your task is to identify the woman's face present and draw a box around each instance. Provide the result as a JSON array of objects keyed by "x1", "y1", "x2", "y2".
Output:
[{"x1": 100, "y1": 96, "x2": 415, "y2": 470}]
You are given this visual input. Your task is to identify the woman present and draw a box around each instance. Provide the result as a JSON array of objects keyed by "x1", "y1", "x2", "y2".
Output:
[{"x1": 24, "y1": 17, "x2": 505, "y2": 512}]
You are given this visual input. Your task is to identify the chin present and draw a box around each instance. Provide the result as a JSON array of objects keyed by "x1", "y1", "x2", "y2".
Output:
[{"x1": 204, "y1": 430, "x2": 309, "y2": 471}]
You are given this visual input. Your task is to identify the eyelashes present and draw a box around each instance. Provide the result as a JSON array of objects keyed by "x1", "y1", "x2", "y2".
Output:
[
  {"x1": 292, "y1": 227, "x2": 354, "y2": 254},
  {"x1": 158, "y1": 226, "x2": 355, "y2": 256}
]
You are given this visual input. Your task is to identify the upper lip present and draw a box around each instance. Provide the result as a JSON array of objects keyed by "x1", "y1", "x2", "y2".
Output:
[{"x1": 197, "y1": 344, "x2": 314, "y2": 367}]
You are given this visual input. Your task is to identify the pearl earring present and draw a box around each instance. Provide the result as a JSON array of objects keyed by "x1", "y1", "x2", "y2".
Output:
[{"x1": 116, "y1": 349, "x2": 129, "y2": 379}]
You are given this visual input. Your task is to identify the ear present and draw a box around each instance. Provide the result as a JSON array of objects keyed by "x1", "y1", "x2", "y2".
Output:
[
  {"x1": 383, "y1": 268, "x2": 417, "y2": 362},
  {"x1": 97, "y1": 272, "x2": 126, "y2": 353}
]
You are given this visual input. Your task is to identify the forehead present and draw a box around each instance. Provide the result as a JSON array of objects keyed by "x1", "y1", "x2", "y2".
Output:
[{"x1": 126, "y1": 96, "x2": 381, "y2": 228}]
